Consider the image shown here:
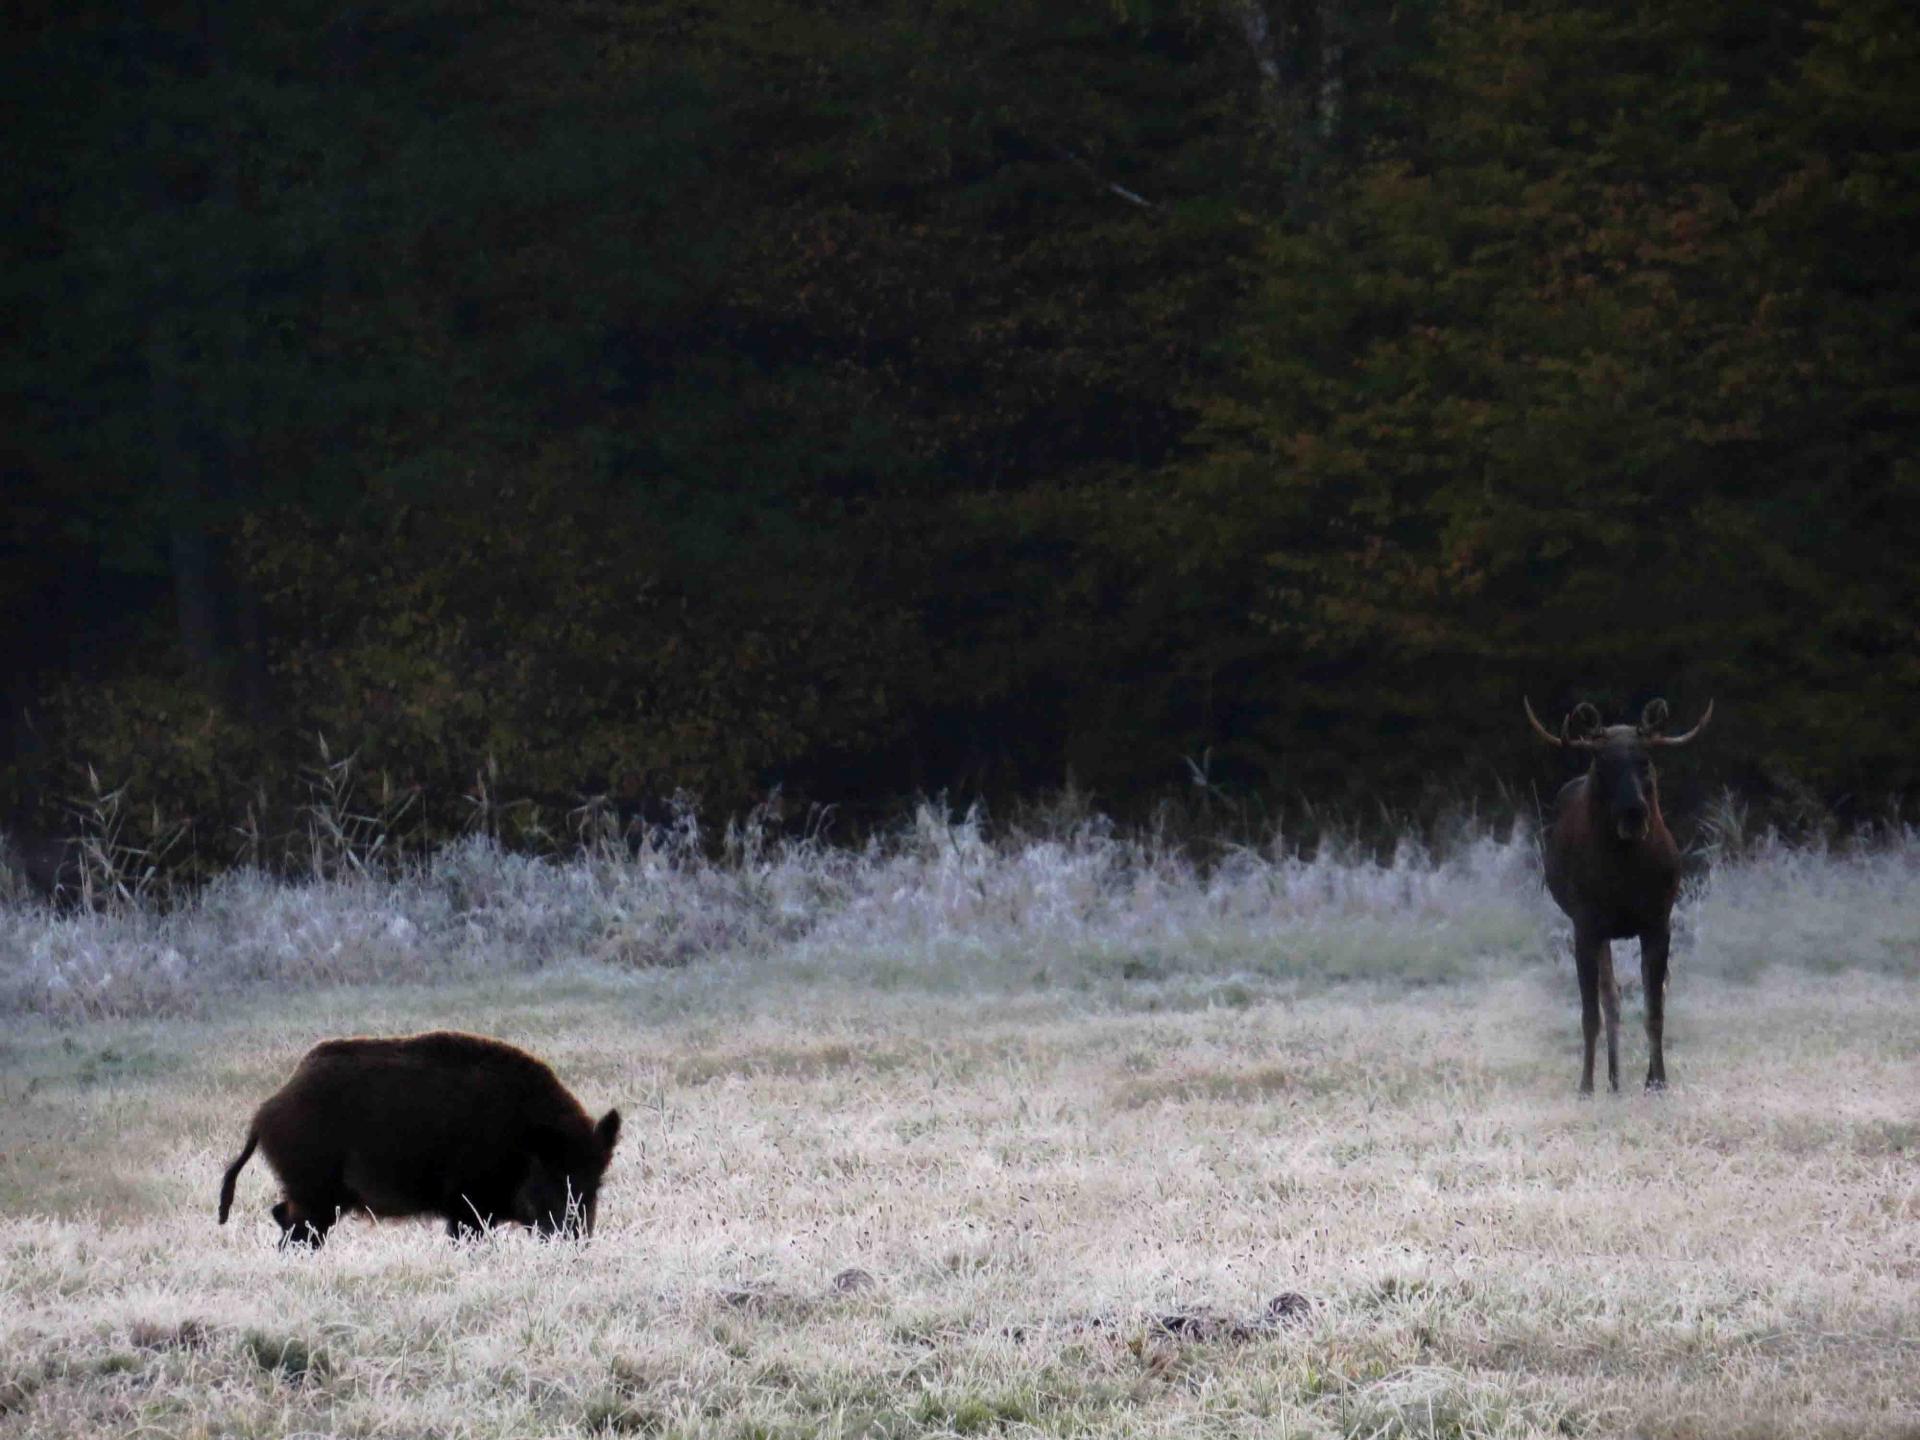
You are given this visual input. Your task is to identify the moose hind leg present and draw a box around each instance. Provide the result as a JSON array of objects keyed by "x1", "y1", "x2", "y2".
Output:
[
  {"x1": 1574, "y1": 929, "x2": 1604, "y2": 1095},
  {"x1": 1641, "y1": 928, "x2": 1671, "y2": 1090},
  {"x1": 1598, "y1": 941, "x2": 1620, "y2": 1093}
]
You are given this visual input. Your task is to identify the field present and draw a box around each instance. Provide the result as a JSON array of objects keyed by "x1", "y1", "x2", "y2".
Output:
[{"x1": 2, "y1": 812, "x2": 1917, "y2": 1438}]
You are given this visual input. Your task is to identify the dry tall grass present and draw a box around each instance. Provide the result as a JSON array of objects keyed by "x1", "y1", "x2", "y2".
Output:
[{"x1": 1, "y1": 813, "x2": 1915, "y2": 1437}]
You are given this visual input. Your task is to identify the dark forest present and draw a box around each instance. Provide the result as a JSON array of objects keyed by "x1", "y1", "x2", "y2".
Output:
[{"x1": 5, "y1": 0, "x2": 1917, "y2": 871}]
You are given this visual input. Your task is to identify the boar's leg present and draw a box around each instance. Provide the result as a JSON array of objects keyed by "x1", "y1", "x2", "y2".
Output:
[
  {"x1": 443, "y1": 1172, "x2": 520, "y2": 1242},
  {"x1": 445, "y1": 1197, "x2": 507, "y2": 1243},
  {"x1": 272, "y1": 1181, "x2": 362, "y2": 1248},
  {"x1": 272, "y1": 1199, "x2": 336, "y2": 1248}
]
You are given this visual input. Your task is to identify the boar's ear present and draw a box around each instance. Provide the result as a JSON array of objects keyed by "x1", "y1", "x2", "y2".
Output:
[{"x1": 595, "y1": 1109, "x2": 622, "y2": 1156}]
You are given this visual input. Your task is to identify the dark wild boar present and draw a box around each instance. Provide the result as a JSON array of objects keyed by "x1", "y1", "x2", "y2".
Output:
[
  {"x1": 1525, "y1": 696, "x2": 1713, "y2": 1094},
  {"x1": 217, "y1": 1031, "x2": 621, "y2": 1245}
]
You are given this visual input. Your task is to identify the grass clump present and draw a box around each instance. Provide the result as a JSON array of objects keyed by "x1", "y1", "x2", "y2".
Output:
[
  {"x1": 242, "y1": 1331, "x2": 333, "y2": 1384},
  {"x1": 580, "y1": 1390, "x2": 666, "y2": 1434},
  {"x1": 0, "y1": 1371, "x2": 39, "y2": 1417}
]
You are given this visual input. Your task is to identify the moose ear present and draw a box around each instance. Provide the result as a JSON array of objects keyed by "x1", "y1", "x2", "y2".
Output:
[
  {"x1": 1571, "y1": 703, "x2": 1603, "y2": 738},
  {"x1": 1639, "y1": 698, "x2": 1670, "y2": 736},
  {"x1": 595, "y1": 1109, "x2": 622, "y2": 1155}
]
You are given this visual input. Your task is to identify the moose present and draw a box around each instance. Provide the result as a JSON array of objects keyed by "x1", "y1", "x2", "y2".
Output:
[
  {"x1": 1524, "y1": 696, "x2": 1713, "y2": 1094},
  {"x1": 218, "y1": 1031, "x2": 621, "y2": 1246}
]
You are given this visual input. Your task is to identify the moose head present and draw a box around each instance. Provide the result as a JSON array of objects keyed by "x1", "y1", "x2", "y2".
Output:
[{"x1": 1524, "y1": 697, "x2": 1714, "y2": 842}]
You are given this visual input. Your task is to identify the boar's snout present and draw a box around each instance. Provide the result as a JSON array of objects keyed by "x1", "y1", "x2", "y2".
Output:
[{"x1": 519, "y1": 1105, "x2": 621, "y2": 1240}]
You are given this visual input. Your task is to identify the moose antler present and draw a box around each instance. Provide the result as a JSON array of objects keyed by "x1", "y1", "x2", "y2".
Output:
[
  {"x1": 1645, "y1": 699, "x2": 1714, "y2": 747},
  {"x1": 1522, "y1": 697, "x2": 1562, "y2": 746},
  {"x1": 1524, "y1": 697, "x2": 1603, "y2": 750}
]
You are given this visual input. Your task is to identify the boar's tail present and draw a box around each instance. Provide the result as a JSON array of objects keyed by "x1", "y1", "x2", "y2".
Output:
[{"x1": 217, "y1": 1132, "x2": 257, "y2": 1224}]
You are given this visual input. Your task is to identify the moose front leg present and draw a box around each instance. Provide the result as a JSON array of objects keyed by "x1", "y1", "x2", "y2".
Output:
[
  {"x1": 1574, "y1": 928, "x2": 1605, "y2": 1095},
  {"x1": 1598, "y1": 941, "x2": 1621, "y2": 1093},
  {"x1": 1640, "y1": 928, "x2": 1671, "y2": 1091}
]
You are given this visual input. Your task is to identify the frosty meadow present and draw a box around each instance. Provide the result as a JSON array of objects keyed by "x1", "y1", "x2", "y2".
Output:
[{"x1": 1, "y1": 804, "x2": 1916, "y2": 1437}]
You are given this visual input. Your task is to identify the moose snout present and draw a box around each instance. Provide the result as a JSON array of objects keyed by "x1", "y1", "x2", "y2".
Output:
[{"x1": 1616, "y1": 804, "x2": 1649, "y2": 840}]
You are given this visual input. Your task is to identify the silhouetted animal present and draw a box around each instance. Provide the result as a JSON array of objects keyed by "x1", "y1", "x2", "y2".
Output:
[
  {"x1": 0, "y1": 819, "x2": 76, "y2": 907},
  {"x1": 1525, "y1": 697, "x2": 1713, "y2": 1093},
  {"x1": 217, "y1": 1031, "x2": 621, "y2": 1245}
]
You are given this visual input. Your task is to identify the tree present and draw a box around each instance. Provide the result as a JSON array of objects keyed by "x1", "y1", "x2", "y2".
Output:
[{"x1": 1160, "y1": 0, "x2": 1920, "y2": 798}]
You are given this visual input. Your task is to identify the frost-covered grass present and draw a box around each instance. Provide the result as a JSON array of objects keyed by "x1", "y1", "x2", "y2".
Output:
[
  {"x1": 4, "y1": 803, "x2": 1562, "y2": 1019},
  {"x1": 7, "y1": 805, "x2": 1916, "y2": 1021},
  {"x1": 0, "y1": 813, "x2": 1916, "y2": 1437}
]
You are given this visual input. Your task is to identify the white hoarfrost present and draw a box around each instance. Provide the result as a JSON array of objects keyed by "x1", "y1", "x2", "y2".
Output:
[
  {"x1": 0, "y1": 808, "x2": 1915, "y2": 1438},
  {"x1": 1, "y1": 806, "x2": 1915, "y2": 1019}
]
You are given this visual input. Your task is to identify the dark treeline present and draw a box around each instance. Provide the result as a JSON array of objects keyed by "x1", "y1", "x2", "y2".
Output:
[{"x1": 4, "y1": 0, "x2": 1917, "y2": 867}]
